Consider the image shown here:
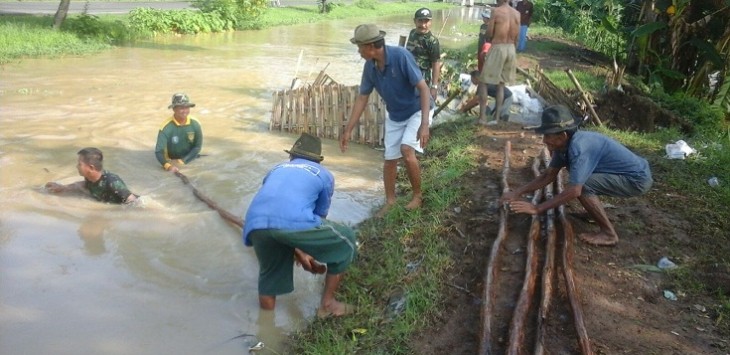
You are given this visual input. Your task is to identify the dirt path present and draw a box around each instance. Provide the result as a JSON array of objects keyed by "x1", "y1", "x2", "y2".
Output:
[{"x1": 412, "y1": 119, "x2": 727, "y2": 354}]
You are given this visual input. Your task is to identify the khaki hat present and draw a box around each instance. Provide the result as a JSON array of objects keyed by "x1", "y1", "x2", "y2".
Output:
[
  {"x1": 350, "y1": 24, "x2": 386, "y2": 45},
  {"x1": 168, "y1": 93, "x2": 196, "y2": 109},
  {"x1": 534, "y1": 105, "x2": 578, "y2": 134},
  {"x1": 285, "y1": 132, "x2": 324, "y2": 162}
]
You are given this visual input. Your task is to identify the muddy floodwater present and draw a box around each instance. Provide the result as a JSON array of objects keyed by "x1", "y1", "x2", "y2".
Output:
[{"x1": 0, "y1": 8, "x2": 482, "y2": 354}]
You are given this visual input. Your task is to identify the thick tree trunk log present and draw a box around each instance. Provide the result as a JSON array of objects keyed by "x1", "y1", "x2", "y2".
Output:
[
  {"x1": 478, "y1": 140, "x2": 512, "y2": 355},
  {"x1": 53, "y1": 0, "x2": 71, "y2": 30},
  {"x1": 534, "y1": 148, "x2": 557, "y2": 355},
  {"x1": 506, "y1": 156, "x2": 543, "y2": 355},
  {"x1": 557, "y1": 174, "x2": 594, "y2": 355}
]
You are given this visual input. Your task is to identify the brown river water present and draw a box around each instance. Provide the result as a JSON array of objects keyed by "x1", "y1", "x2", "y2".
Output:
[{"x1": 0, "y1": 8, "x2": 482, "y2": 354}]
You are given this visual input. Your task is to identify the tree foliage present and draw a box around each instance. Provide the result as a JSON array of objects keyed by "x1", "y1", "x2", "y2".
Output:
[{"x1": 535, "y1": 0, "x2": 730, "y2": 116}]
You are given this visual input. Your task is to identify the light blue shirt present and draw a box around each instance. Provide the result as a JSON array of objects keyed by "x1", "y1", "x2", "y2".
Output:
[
  {"x1": 550, "y1": 131, "x2": 651, "y2": 186},
  {"x1": 359, "y1": 45, "x2": 431, "y2": 122},
  {"x1": 243, "y1": 158, "x2": 334, "y2": 246}
]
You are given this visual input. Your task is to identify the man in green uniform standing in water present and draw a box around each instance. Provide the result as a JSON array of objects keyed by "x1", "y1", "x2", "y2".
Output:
[{"x1": 155, "y1": 93, "x2": 203, "y2": 173}]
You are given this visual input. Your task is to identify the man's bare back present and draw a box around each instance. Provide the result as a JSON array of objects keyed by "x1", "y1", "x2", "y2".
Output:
[{"x1": 488, "y1": 0, "x2": 520, "y2": 45}]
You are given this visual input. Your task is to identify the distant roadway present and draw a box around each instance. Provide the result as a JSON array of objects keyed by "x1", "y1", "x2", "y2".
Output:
[{"x1": 0, "y1": 1, "x2": 320, "y2": 15}]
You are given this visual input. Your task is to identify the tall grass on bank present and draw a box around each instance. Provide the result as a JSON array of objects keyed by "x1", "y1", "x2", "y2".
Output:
[
  {"x1": 0, "y1": 1, "x2": 454, "y2": 64},
  {"x1": 0, "y1": 15, "x2": 112, "y2": 63},
  {"x1": 290, "y1": 118, "x2": 479, "y2": 354}
]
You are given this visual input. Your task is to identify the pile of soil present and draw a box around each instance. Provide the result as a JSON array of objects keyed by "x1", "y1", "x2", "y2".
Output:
[{"x1": 594, "y1": 89, "x2": 693, "y2": 134}]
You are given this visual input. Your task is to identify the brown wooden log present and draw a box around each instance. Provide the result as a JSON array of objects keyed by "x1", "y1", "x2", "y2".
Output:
[
  {"x1": 506, "y1": 156, "x2": 543, "y2": 355},
  {"x1": 564, "y1": 69, "x2": 603, "y2": 127},
  {"x1": 433, "y1": 91, "x2": 460, "y2": 118},
  {"x1": 534, "y1": 148, "x2": 557, "y2": 355},
  {"x1": 557, "y1": 174, "x2": 594, "y2": 355},
  {"x1": 478, "y1": 140, "x2": 512, "y2": 355},
  {"x1": 175, "y1": 172, "x2": 244, "y2": 229},
  {"x1": 516, "y1": 66, "x2": 537, "y2": 82}
]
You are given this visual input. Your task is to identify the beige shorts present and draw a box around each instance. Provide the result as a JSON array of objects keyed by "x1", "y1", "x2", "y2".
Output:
[{"x1": 479, "y1": 43, "x2": 516, "y2": 85}]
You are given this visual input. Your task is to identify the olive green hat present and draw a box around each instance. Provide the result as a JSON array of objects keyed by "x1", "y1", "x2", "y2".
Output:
[
  {"x1": 350, "y1": 24, "x2": 386, "y2": 45},
  {"x1": 285, "y1": 132, "x2": 324, "y2": 162},
  {"x1": 168, "y1": 93, "x2": 196, "y2": 109}
]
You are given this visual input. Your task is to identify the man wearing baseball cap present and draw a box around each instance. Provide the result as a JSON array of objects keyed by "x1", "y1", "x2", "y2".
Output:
[
  {"x1": 501, "y1": 105, "x2": 653, "y2": 246},
  {"x1": 341, "y1": 24, "x2": 432, "y2": 216},
  {"x1": 154, "y1": 93, "x2": 203, "y2": 173},
  {"x1": 406, "y1": 7, "x2": 442, "y2": 99}
]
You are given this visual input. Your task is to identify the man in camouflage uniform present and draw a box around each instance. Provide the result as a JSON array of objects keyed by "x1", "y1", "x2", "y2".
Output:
[
  {"x1": 45, "y1": 147, "x2": 138, "y2": 204},
  {"x1": 406, "y1": 7, "x2": 442, "y2": 99},
  {"x1": 155, "y1": 93, "x2": 203, "y2": 173}
]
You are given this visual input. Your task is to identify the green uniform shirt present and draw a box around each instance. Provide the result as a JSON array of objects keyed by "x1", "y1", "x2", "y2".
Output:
[
  {"x1": 154, "y1": 116, "x2": 203, "y2": 167},
  {"x1": 85, "y1": 170, "x2": 135, "y2": 204},
  {"x1": 405, "y1": 29, "x2": 441, "y2": 84}
]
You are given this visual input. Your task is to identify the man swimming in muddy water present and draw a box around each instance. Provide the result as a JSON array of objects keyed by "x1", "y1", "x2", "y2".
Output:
[
  {"x1": 45, "y1": 147, "x2": 139, "y2": 204},
  {"x1": 478, "y1": 0, "x2": 520, "y2": 125}
]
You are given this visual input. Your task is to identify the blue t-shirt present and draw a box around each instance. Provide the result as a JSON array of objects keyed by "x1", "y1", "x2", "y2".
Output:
[
  {"x1": 549, "y1": 131, "x2": 651, "y2": 186},
  {"x1": 243, "y1": 158, "x2": 335, "y2": 246},
  {"x1": 359, "y1": 45, "x2": 430, "y2": 121}
]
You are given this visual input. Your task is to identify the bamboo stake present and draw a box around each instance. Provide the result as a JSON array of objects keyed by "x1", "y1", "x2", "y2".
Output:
[
  {"x1": 557, "y1": 174, "x2": 594, "y2": 355},
  {"x1": 506, "y1": 156, "x2": 543, "y2": 355},
  {"x1": 565, "y1": 69, "x2": 603, "y2": 127},
  {"x1": 175, "y1": 172, "x2": 243, "y2": 229},
  {"x1": 478, "y1": 140, "x2": 512, "y2": 355}
]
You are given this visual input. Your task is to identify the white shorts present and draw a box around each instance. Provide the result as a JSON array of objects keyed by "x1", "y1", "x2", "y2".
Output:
[{"x1": 383, "y1": 109, "x2": 433, "y2": 160}]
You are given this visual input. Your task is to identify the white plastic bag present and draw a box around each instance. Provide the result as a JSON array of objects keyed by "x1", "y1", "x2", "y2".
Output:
[{"x1": 665, "y1": 140, "x2": 696, "y2": 159}]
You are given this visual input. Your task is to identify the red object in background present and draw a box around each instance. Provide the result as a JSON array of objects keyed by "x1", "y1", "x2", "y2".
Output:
[{"x1": 477, "y1": 42, "x2": 492, "y2": 72}]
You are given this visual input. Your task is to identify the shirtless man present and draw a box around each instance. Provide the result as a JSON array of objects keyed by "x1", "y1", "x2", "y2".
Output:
[{"x1": 478, "y1": 0, "x2": 520, "y2": 125}]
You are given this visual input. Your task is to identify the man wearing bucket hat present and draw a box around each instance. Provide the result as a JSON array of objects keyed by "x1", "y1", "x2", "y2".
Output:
[
  {"x1": 154, "y1": 93, "x2": 203, "y2": 173},
  {"x1": 244, "y1": 133, "x2": 357, "y2": 317},
  {"x1": 500, "y1": 105, "x2": 653, "y2": 246},
  {"x1": 341, "y1": 24, "x2": 432, "y2": 216},
  {"x1": 406, "y1": 7, "x2": 442, "y2": 99}
]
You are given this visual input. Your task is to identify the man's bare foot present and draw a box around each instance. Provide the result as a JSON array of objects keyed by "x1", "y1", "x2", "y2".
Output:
[
  {"x1": 317, "y1": 301, "x2": 356, "y2": 318},
  {"x1": 579, "y1": 231, "x2": 618, "y2": 246},
  {"x1": 405, "y1": 195, "x2": 422, "y2": 210},
  {"x1": 375, "y1": 202, "x2": 395, "y2": 218}
]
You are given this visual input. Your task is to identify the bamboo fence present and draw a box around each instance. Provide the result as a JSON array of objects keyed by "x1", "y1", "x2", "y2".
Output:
[{"x1": 270, "y1": 83, "x2": 387, "y2": 148}]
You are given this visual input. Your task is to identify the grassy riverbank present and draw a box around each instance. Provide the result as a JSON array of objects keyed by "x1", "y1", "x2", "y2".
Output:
[{"x1": 0, "y1": 1, "x2": 453, "y2": 64}]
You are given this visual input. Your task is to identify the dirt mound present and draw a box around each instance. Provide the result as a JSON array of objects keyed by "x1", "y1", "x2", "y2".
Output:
[{"x1": 594, "y1": 89, "x2": 692, "y2": 133}]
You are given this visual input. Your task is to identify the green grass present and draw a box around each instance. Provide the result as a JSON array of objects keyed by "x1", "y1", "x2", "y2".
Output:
[
  {"x1": 0, "y1": 1, "x2": 455, "y2": 64},
  {"x1": 290, "y1": 118, "x2": 478, "y2": 354},
  {"x1": 0, "y1": 15, "x2": 112, "y2": 63}
]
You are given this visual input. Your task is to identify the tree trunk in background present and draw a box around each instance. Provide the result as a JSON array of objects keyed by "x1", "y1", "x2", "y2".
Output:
[{"x1": 53, "y1": 0, "x2": 71, "y2": 30}]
